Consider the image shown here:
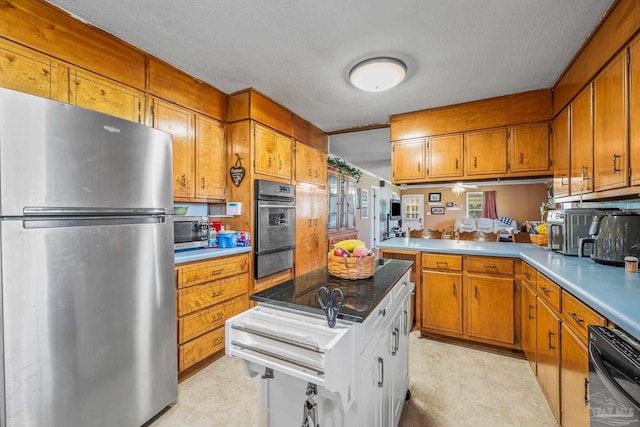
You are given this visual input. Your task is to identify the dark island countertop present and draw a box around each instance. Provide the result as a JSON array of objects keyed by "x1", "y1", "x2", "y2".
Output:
[{"x1": 251, "y1": 258, "x2": 413, "y2": 323}]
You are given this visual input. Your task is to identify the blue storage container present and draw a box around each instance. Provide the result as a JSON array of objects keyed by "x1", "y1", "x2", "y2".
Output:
[{"x1": 218, "y1": 232, "x2": 239, "y2": 248}]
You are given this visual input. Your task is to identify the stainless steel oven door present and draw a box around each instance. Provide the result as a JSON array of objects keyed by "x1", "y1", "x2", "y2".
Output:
[{"x1": 256, "y1": 201, "x2": 295, "y2": 253}]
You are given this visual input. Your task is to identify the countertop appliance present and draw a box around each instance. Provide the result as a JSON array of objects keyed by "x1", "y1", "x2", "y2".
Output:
[
  {"x1": 588, "y1": 326, "x2": 640, "y2": 426},
  {"x1": 254, "y1": 179, "x2": 295, "y2": 279},
  {"x1": 174, "y1": 215, "x2": 210, "y2": 250},
  {"x1": 547, "y1": 208, "x2": 617, "y2": 256},
  {"x1": 579, "y1": 212, "x2": 640, "y2": 267},
  {"x1": 0, "y1": 88, "x2": 177, "y2": 426}
]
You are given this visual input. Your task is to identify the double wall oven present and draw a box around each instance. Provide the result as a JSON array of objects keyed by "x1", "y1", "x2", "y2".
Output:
[{"x1": 254, "y1": 179, "x2": 295, "y2": 279}]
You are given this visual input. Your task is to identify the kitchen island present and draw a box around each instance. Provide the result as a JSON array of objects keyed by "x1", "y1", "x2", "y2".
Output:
[{"x1": 226, "y1": 259, "x2": 413, "y2": 427}]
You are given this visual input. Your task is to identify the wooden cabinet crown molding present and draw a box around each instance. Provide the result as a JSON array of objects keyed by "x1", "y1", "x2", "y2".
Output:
[
  {"x1": 292, "y1": 113, "x2": 328, "y2": 152},
  {"x1": 390, "y1": 89, "x2": 552, "y2": 141},
  {"x1": 148, "y1": 57, "x2": 227, "y2": 122},
  {"x1": 228, "y1": 88, "x2": 293, "y2": 136},
  {"x1": 0, "y1": 0, "x2": 146, "y2": 90}
]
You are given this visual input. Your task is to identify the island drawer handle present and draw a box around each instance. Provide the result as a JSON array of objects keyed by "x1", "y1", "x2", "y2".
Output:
[
  {"x1": 230, "y1": 324, "x2": 323, "y2": 353},
  {"x1": 377, "y1": 357, "x2": 384, "y2": 387},
  {"x1": 379, "y1": 308, "x2": 386, "y2": 317}
]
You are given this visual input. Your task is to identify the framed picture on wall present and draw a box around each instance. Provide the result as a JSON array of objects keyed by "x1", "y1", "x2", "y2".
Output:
[
  {"x1": 431, "y1": 207, "x2": 445, "y2": 215},
  {"x1": 360, "y1": 189, "x2": 369, "y2": 206},
  {"x1": 361, "y1": 206, "x2": 368, "y2": 219}
]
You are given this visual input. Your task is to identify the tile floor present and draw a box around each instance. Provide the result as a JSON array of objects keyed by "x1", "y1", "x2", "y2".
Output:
[{"x1": 151, "y1": 331, "x2": 557, "y2": 427}]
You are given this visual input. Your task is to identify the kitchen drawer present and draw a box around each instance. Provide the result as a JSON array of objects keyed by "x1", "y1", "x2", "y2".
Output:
[
  {"x1": 359, "y1": 291, "x2": 393, "y2": 355},
  {"x1": 177, "y1": 273, "x2": 249, "y2": 316},
  {"x1": 422, "y1": 253, "x2": 462, "y2": 271},
  {"x1": 177, "y1": 253, "x2": 249, "y2": 289},
  {"x1": 537, "y1": 274, "x2": 561, "y2": 312},
  {"x1": 562, "y1": 291, "x2": 606, "y2": 343},
  {"x1": 465, "y1": 256, "x2": 514, "y2": 275},
  {"x1": 179, "y1": 326, "x2": 226, "y2": 371},
  {"x1": 392, "y1": 271, "x2": 412, "y2": 300},
  {"x1": 179, "y1": 295, "x2": 248, "y2": 344},
  {"x1": 522, "y1": 262, "x2": 537, "y2": 286}
]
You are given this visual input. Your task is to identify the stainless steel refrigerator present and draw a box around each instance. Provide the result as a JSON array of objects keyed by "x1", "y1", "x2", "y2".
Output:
[{"x1": 0, "y1": 88, "x2": 177, "y2": 426}]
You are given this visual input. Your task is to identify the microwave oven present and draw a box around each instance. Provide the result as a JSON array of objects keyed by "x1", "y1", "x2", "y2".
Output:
[
  {"x1": 174, "y1": 216, "x2": 209, "y2": 250},
  {"x1": 547, "y1": 208, "x2": 617, "y2": 256}
]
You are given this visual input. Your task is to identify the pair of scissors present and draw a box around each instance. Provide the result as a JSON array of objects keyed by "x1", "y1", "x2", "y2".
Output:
[{"x1": 317, "y1": 286, "x2": 344, "y2": 328}]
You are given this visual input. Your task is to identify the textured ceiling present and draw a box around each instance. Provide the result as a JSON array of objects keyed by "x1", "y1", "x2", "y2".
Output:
[{"x1": 47, "y1": 0, "x2": 613, "y2": 181}]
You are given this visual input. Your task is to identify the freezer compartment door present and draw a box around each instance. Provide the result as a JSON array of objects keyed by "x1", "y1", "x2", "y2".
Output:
[
  {"x1": 0, "y1": 217, "x2": 177, "y2": 427},
  {"x1": 0, "y1": 88, "x2": 173, "y2": 216}
]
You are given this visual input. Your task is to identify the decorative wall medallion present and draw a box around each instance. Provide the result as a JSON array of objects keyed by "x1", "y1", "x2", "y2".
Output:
[{"x1": 230, "y1": 154, "x2": 245, "y2": 187}]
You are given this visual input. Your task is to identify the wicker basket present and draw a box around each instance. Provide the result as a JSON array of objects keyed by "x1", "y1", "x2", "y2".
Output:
[
  {"x1": 529, "y1": 233, "x2": 548, "y2": 247},
  {"x1": 328, "y1": 252, "x2": 375, "y2": 280}
]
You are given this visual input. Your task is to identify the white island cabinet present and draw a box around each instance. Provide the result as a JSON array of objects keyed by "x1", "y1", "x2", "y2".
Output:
[{"x1": 225, "y1": 259, "x2": 414, "y2": 427}]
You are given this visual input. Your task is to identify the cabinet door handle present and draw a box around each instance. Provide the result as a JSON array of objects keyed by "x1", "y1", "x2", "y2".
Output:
[
  {"x1": 308, "y1": 168, "x2": 312, "y2": 177},
  {"x1": 268, "y1": 157, "x2": 272, "y2": 167},
  {"x1": 584, "y1": 377, "x2": 589, "y2": 406},
  {"x1": 452, "y1": 283, "x2": 456, "y2": 296},
  {"x1": 377, "y1": 357, "x2": 384, "y2": 387},
  {"x1": 391, "y1": 328, "x2": 399, "y2": 356},
  {"x1": 528, "y1": 305, "x2": 535, "y2": 319},
  {"x1": 613, "y1": 154, "x2": 621, "y2": 173},
  {"x1": 309, "y1": 219, "x2": 312, "y2": 227},
  {"x1": 379, "y1": 308, "x2": 386, "y2": 317},
  {"x1": 279, "y1": 159, "x2": 282, "y2": 170},
  {"x1": 519, "y1": 152, "x2": 524, "y2": 164},
  {"x1": 561, "y1": 174, "x2": 567, "y2": 187},
  {"x1": 548, "y1": 331, "x2": 556, "y2": 350},
  {"x1": 474, "y1": 286, "x2": 478, "y2": 299},
  {"x1": 314, "y1": 218, "x2": 317, "y2": 227},
  {"x1": 201, "y1": 177, "x2": 205, "y2": 189},
  {"x1": 473, "y1": 156, "x2": 478, "y2": 168},
  {"x1": 455, "y1": 158, "x2": 459, "y2": 170},
  {"x1": 569, "y1": 312, "x2": 584, "y2": 324},
  {"x1": 417, "y1": 161, "x2": 421, "y2": 172},
  {"x1": 403, "y1": 309, "x2": 408, "y2": 335},
  {"x1": 181, "y1": 174, "x2": 186, "y2": 187}
]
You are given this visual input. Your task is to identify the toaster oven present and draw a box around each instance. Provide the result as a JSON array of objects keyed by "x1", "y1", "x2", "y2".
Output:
[{"x1": 174, "y1": 216, "x2": 210, "y2": 250}]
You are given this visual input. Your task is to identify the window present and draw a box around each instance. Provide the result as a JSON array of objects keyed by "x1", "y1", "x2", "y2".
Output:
[{"x1": 466, "y1": 192, "x2": 483, "y2": 218}]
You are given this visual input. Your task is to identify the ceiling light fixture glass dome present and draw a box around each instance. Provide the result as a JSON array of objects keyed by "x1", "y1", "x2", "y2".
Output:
[{"x1": 349, "y1": 57, "x2": 407, "y2": 92}]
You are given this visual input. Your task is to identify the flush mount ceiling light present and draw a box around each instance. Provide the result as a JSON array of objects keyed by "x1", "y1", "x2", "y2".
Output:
[{"x1": 349, "y1": 57, "x2": 407, "y2": 92}]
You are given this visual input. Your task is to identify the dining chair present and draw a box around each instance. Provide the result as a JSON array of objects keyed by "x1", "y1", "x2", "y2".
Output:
[
  {"x1": 510, "y1": 231, "x2": 531, "y2": 243},
  {"x1": 457, "y1": 231, "x2": 500, "y2": 242},
  {"x1": 409, "y1": 228, "x2": 443, "y2": 239}
]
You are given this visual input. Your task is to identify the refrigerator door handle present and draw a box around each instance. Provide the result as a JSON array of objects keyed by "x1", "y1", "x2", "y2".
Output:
[
  {"x1": 23, "y1": 216, "x2": 166, "y2": 229},
  {"x1": 23, "y1": 207, "x2": 167, "y2": 216}
]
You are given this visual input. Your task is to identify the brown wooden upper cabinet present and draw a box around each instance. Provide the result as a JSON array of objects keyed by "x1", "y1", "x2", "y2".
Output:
[
  {"x1": 69, "y1": 67, "x2": 144, "y2": 123},
  {"x1": 151, "y1": 97, "x2": 226, "y2": 201},
  {"x1": 391, "y1": 138, "x2": 426, "y2": 183},
  {"x1": 195, "y1": 115, "x2": 226, "y2": 200},
  {"x1": 428, "y1": 133, "x2": 463, "y2": 178},
  {"x1": 553, "y1": 107, "x2": 570, "y2": 199},
  {"x1": 295, "y1": 141, "x2": 327, "y2": 185},
  {"x1": 509, "y1": 122, "x2": 550, "y2": 173},
  {"x1": 254, "y1": 123, "x2": 292, "y2": 179},
  {"x1": 593, "y1": 50, "x2": 628, "y2": 192},
  {"x1": 464, "y1": 128, "x2": 508, "y2": 176},
  {"x1": 570, "y1": 85, "x2": 593, "y2": 196},
  {"x1": 630, "y1": 35, "x2": 640, "y2": 187}
]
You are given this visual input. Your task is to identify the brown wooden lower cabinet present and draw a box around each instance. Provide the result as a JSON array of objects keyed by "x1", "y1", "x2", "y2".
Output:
[
  {"x1": 561, "y1": 323, "x2": 589, "y2": 427},
  {"x1": 422, "y1": 270, "x2": 463, "y2": 336},
  {"x1": 466, "y1": 274, "x2": 514, "y2": 345},
  {"x1": 536, "y1": 297, "x2": 561, "y2": 423},
  {"x1": 175, "y1": 253, "x2": 250, "y2": 378}
]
